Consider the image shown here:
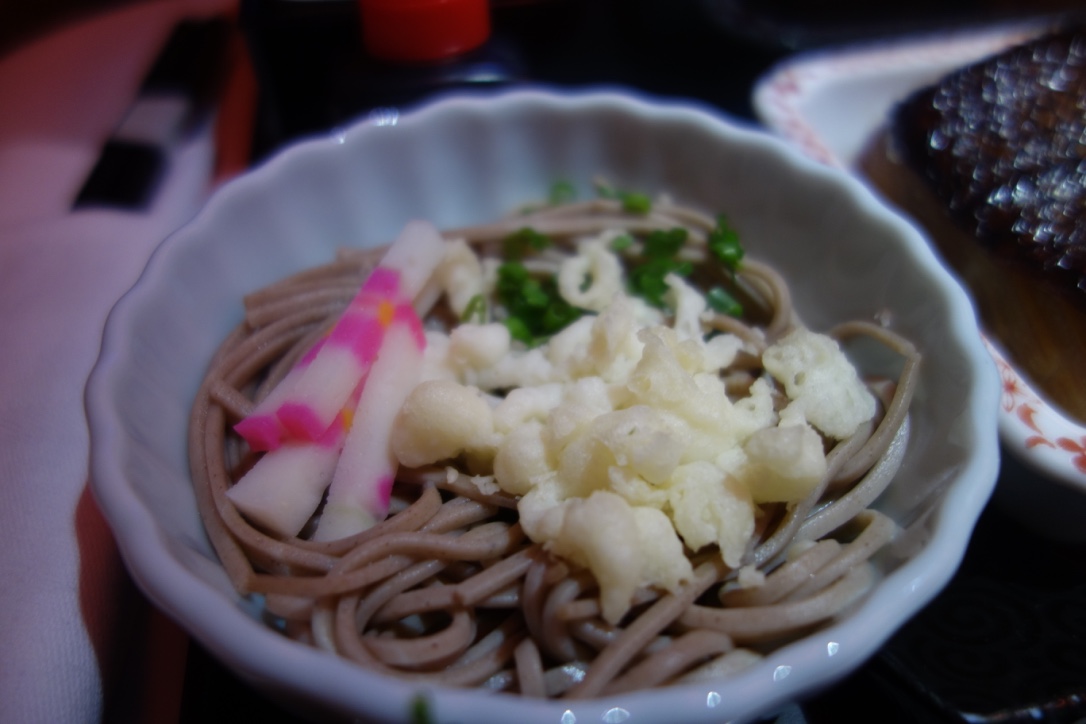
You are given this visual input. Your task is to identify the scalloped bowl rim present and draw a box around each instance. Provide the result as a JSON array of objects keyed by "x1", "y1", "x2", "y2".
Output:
[{"x1": 86, "y1": 89, "x2": 1001, "y2": 724}]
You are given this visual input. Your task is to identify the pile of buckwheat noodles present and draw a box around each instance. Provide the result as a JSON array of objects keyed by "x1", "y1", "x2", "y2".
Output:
[{"x1": 188, "y1": 196, "x2": 919, "y2": 699}]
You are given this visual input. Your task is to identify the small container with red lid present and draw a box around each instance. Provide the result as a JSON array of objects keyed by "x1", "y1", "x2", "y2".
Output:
[
  {"x1": 359, "y1": 0, "x2": 492, "y2": 63},
  {"x1": 343, "y1": 0, "x2": 520, "y2": 114}
]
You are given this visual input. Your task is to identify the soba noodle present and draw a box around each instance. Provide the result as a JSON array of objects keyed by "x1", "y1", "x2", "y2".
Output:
[{"x1": 188, "y1": 195, "x2": 919, "y2": 699}]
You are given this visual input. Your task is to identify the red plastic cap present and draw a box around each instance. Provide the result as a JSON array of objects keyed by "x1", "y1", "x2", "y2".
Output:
[{"x1": 360, "y1": 0, "x2": 491, "y2": 63}]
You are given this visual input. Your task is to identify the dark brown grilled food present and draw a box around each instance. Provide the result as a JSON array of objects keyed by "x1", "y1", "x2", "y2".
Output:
[{"x1": 861, "y1": 25, "x2": 1086, "y2": 424}]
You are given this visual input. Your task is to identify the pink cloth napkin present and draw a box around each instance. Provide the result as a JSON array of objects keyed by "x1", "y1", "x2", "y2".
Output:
[{"x1": 0, "y1": 1, "x2": 232, "y2": 719}]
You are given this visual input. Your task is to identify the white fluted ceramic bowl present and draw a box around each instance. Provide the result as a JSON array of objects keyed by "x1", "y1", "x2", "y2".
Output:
[{"x1": 86, "y1": 90, "x2": 1000, "y2": 724}]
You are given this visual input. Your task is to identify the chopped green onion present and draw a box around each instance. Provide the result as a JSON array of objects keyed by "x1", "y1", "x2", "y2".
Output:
[
  {"x1": 622, "y1": 227, "x2": 692, "y2": 308},
  {"x1": 460, "y1": 294, "x2": 487, "y2": 324},
  {"x1": 708, "y1": 214, "x2": 744, "y2": 272},
  {"x1": 521, "y1": 279, "x2": 550, "y2": 308},
  {"x1": 542, "y1": 298, "x2": 582, "y2": 332},
  {"x1": 629, "y1": 258, "x2": 693, "y2": 308},
  {"x1": 579, "y1": 272, "x2": 594, "y2": 293},
  {"x1": 619, "y1": 191, "x2": 652, "y2": 214},
  {"x1": 610, "y1": 234, "x2": 634, "y2": 252},
  {"x1": 593, "y1": 182, "x2": 652, "y2": 214},
  {"x1": 503, "y1": 316, "x2": 534, "y2": 345},
  {"x1": 409, "y1": 694, "x2": 433, "y2": 724},
  {"x1": 496, "y1": 261, "x2": 587, "y2": 346},
  {"x1": 496, "y1": 260, "x2": 529, "y2": 291},
  {"x1": 548, "y1": 180, "x2": 577, "y2": 205},
  {"x1": 502, "y1": 227, "x2": 551, "y2": 260},
  {"x1": 706, "y1": 286, "x2": 744, "y2": 317},
  {"x1": 643, "y1": 228, "x2": 687, "y2": 259}
]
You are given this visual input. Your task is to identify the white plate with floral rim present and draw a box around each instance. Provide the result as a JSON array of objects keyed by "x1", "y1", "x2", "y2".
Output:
[{"x1": 752, "y1": 20, "x2": 1086, "y2": 523}]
